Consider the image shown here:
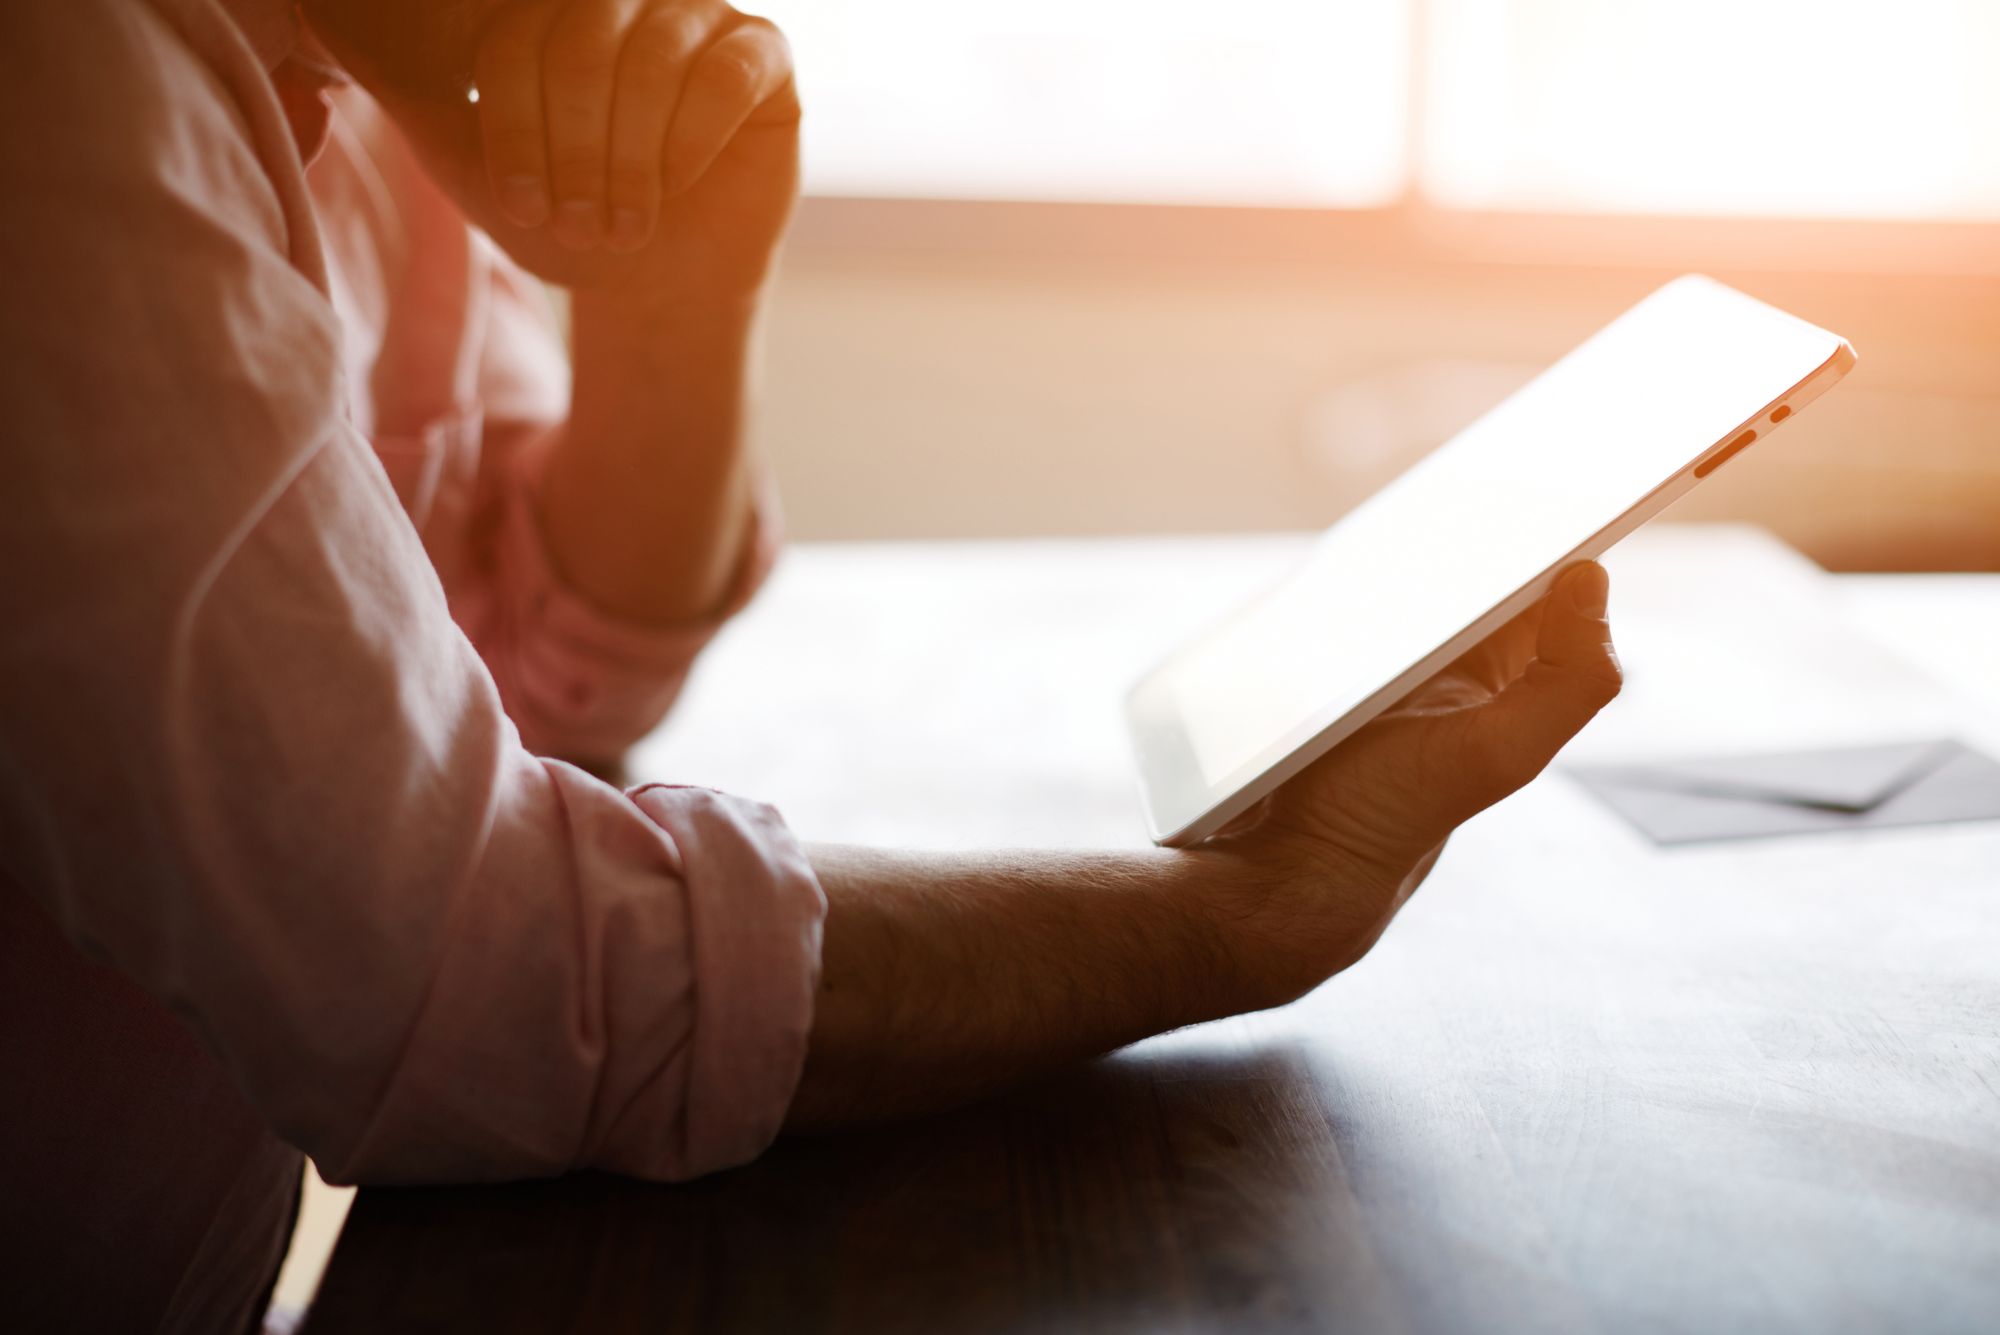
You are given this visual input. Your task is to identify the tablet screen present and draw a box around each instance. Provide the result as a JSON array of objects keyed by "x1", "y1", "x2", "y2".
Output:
[{"x1": 1130, "y1": 276, "x2": 1851, "y2": 842}]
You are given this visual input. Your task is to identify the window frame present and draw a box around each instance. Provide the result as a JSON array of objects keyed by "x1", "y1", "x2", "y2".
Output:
[
  {"x1": 782, "y1": 0, "x2": 1998, "y2": 282},
  {"x1": 788, "y1": 196, "x2": 2000, "y2": 282}
]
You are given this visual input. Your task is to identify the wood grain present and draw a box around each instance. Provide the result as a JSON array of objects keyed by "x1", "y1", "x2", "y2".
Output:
[{"x1": 303, "y1": 528, "x2": 2000, "y2": 1334}]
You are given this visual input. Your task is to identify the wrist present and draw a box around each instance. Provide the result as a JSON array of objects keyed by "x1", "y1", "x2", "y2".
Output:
[
  {"x1": 1167, "y1": 847, "x2": 1316, "y2": 1018},
  {"x1": 569, "y1": 275, "x2": 764, "y2": 337},
  {"x1": 561, "y1": 278, "x2": 760, "y2": 461},
  {"x1": 1177, "y1": 838, "x2": 1406, "y2": 1015}
]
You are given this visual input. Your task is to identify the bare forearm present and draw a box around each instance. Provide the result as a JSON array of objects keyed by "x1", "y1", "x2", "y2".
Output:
[
  {"x1": 777, "y1": 565, "x2": 1625, "y2": 1132},
  {"x1": 536, "y1": 285, "x2": 762, "y2": 624},
  {"x1": 786, "y1": 844, "x2": 1264, "y2": 1130}
]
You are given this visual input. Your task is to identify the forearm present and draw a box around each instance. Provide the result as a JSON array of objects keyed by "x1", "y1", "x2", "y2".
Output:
[
  {"x1": 535, "y1": 284, "x2": 762, "y2": 624},
  {"x1": 786, "y1": 844, "x2": 1267, "y2": 1130}
]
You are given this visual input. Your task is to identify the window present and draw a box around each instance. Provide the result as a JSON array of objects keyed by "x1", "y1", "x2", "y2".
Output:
[
  {"x1": 757, "y1": 0, "x2": 1411, "y2": 206},
  {"x1": 759, "y1": 0, "x2": 2000, "y2": 220},
  {"x1": 1425, "y1": 0, "x2": 2000, "y2": 218}
]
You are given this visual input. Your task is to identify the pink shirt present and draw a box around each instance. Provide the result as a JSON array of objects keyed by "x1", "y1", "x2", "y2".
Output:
[{"x1": 0, "y1": 1, "x2": 826, "y2": 1329}]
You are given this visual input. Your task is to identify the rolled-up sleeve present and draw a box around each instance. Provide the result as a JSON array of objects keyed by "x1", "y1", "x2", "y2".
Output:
[
  {"x1": 0, "y1": 0, "x2": 822, "y2": 1185},
  {"x1": 477, "y1": 431, "x2": 780, "y2": 764}
]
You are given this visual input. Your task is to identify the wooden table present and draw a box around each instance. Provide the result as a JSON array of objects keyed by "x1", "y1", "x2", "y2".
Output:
[{"x1": 303, "y1": 526, "x2": 2000, "y2": 1334}]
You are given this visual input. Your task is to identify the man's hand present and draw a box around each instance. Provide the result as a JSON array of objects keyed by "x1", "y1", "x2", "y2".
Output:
[
  {"x1": 315, "y1": 0, "x2": 799, "y2": 627},
  {"x1": 340, "y1": 0, "x2": 801, "y2": 296},
  {"x1": 1193, "y1": 561, "x2": 1624, "y2": 1008},
  {"x1": 790, "y1": 566, "x2": 1621, "y2": 1127}
]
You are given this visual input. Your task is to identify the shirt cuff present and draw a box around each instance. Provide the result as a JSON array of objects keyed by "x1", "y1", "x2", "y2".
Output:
[
  {"x1": 627, "y1": 785, "x2": 827, "y2": 1176},
  {"x1": 492, "y1": 440, "x2": 780, "y2": 762}
]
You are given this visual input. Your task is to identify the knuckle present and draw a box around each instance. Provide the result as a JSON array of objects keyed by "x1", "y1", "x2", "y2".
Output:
[
  {"x1": 605, "y1": 164, "x2": 658, "y2": 204},
  {"x1": 700, "y1": 51, "x2": 759, "y2": 96},
  {"x1": 736, "y1": 14, "x2": 789, "y2": 49},
  {"x1": 1601, "y1": 641, "x2": 1625, "y2": 690},
  {"x1": 1547, "y1": 656, "x2": 1623, "y2": 702},
  {"x1": 620, "y1": 39, "x2": 688, "y2": 87},
  {"x1": 545, "y1": 86, "x2": 611, "y2": 126},
  {"x1": 544, "y1": 23, "x2": 618, "y2": 83},
  {"x1": 625, "y1": 13, "x2": 705, "y2": 76},
  {"x1": 547, "y1": 146, "x2": 607, "y2": 185},
  {"x1": 766, "y1": 25, "x2": 796, "y2": 73},
  {"x1": 489, "y1": 127, "x2": 547, "y2": 165}
]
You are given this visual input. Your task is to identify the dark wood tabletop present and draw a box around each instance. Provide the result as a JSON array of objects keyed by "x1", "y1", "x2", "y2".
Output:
[{"x1": 302, "y1": 531, "x2": 2000, "y2": 1334}]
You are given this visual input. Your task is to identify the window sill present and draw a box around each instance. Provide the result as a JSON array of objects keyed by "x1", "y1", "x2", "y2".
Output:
[{"x1": 790, "y1": 196, "x2": 2000, "y2": 282}]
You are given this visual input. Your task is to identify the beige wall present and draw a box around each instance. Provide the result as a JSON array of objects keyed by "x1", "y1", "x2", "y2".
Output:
[{"x1": 755, "y1": 225, "x2": 2000, "y2": 570}]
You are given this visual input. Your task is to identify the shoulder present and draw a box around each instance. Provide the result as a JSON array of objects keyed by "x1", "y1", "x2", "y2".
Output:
[
  {"x1": 0, "y1": 0, "x2": 301, "y2": 260},
  {"x1": 0, "y1": 0, "x2": 343, "y2": 471}
]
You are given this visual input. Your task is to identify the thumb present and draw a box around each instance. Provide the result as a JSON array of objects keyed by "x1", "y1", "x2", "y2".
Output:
[{"x1": 1460, "y1": 562, "x2": 1623, "y2": 790}]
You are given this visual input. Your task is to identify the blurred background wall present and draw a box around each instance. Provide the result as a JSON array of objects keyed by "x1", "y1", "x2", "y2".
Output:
[{"x1": 746, "y1": 0, "x2": 2000, "y2": 570}]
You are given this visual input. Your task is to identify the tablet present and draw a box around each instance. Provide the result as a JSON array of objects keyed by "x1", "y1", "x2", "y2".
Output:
[{"x1": 1126, "y1": 275, "x2": 1855, "y2": 847}]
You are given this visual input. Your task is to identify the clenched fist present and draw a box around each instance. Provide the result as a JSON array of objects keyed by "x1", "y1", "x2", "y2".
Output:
[{"x1": 318, "y1": 0, "x2": 801, "y2": 295}]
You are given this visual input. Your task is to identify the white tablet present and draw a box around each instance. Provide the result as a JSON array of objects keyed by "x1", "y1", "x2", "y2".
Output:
[{"x1": 1126, "y1": 275, "x2": 1855, "y2": 847}]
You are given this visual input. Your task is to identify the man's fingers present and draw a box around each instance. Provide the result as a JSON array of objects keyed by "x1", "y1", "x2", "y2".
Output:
[
  {"x1": 1536, "y1": 562, "x2": 1620, "y2": 684},
  {"x1": 604, "y1": 6, "x2": 709, "y2": 251},
  {"x1": 476, "y1": 3, "x2": 559, "y2": 227},
  {"x1": 664, "y1": 19, "x2": 795, "y2": 195},
  {"x1": 472, "y1": 1, "x2": 792, "y2": 250},
  {"x1": 1442, "y1": 596, "x2": 1541, "y2": 695},
  {"x1": 541, "y1": 0, "x2": 644, "y2": 249},
  {"x1": 1460, "y1": 562, "x2": 1622, "y2": 789}
]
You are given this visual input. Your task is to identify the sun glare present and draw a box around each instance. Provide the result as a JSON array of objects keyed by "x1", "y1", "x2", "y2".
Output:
[{"x1": 755, "y1": 0, "x2": 2000, "y2": 219}]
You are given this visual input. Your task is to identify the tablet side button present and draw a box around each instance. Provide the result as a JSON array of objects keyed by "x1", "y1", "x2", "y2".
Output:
[{"x1": 1695, "y1": 428, "x2": 1759, "y2": 478}]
